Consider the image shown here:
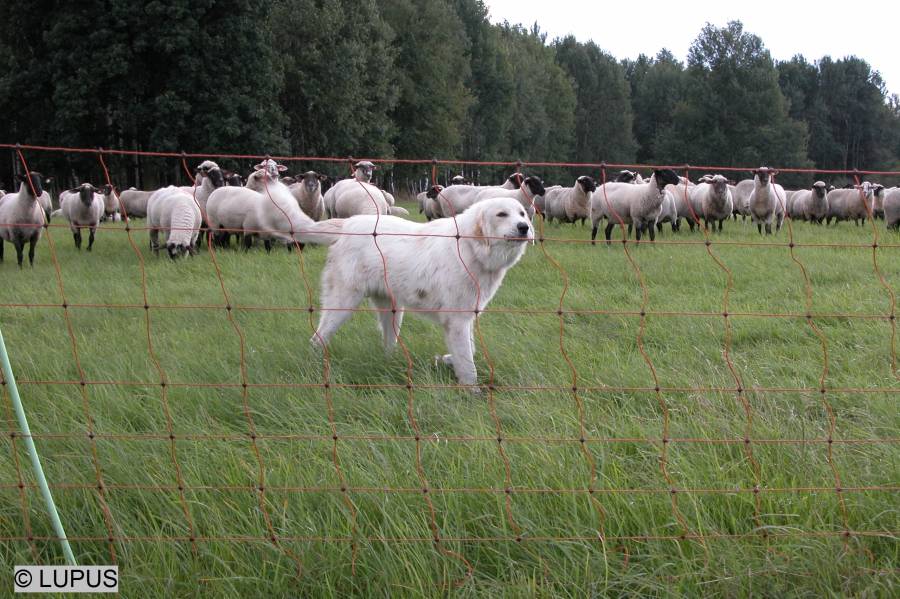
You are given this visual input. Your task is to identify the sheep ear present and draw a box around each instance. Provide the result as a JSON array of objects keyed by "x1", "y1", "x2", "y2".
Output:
[
  {"x1": 277, "y1": 165, "x2": 287, "y2": 172},
  {"x1": 319, "y1": 175, "x2": 328, "y2": 182}
]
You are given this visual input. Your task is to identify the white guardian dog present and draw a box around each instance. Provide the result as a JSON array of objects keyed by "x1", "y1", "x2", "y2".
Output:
[{"x1": 311, "y1": 196, "x2": 534, "y2": 386}]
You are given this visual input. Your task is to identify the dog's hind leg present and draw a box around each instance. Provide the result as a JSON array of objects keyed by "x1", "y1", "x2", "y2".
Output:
[
  {"x1": 310, "y1": 286, "x2": 364, "y2": 348},
  {"x1": 370, "y1": 296, "x2": 404, "y2": 353}
]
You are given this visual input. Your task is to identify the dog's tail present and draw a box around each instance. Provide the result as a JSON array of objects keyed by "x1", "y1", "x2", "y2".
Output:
[{"x1": 296, "y1": 218, "x2": 346, "y2": 245}]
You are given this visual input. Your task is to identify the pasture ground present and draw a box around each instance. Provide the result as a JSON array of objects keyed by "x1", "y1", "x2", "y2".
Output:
[{"x1": 0, "y1": 204, "x2": 898, "y2": 596}]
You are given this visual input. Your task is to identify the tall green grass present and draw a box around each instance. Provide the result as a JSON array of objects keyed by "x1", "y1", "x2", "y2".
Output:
[{"x1": 0, "y1": 208, "x2": 898, "y2": 596}]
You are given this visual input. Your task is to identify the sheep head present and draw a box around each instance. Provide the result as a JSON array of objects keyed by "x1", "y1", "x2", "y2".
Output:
[
  {"x1": 507, "y1": 172, "x2": 525, "y2": 187},
  {"x1": 354, "y1": 161, "x2": 375, "y2": 182},
  {"x1": 652, "y1": 169, "x2": 681, "y2": 189},
  {"x1": 522, "y1": 176, "x2": 545, "y2": 197},
  {"x1": 426, "y1": 184, "x2": 444, "y2": 199},
  {"x1": 615, "y1": 170, "x2": 636, "y2": 183},
  {"x1": 577, "y1": 176, "x2": 596, "y2": 193},
  {"x1": 813, "y1": 181, "x2": 827, "y2": 198},
  {"x1": 16, "y1": 171, "x2": 44, "y2": 198}
]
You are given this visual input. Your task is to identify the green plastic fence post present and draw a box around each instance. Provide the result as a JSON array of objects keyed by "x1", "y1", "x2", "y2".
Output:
[{"x1": 0, "y1": 325, "x2": 77, "y2": 565}]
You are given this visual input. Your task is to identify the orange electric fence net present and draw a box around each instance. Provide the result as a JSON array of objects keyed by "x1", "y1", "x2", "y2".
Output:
[{"x1": 0, "y1": 143, "x2": 898, "y2": 590}]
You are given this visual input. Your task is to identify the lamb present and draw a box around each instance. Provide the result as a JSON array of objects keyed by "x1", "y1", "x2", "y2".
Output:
[
  {"x1": 747, "y1": 167, "x2": 786, "y2": 235},
  {"x1": 655, "y1": 189, "x2": 678, "y2": 232},
  {"x1": 0, "y1": 172, "x2": 46, "y2": 267},
  {"x1": 591, "y1": 169, "x2": 682, "y2": 243},
  {"x1": 418, "y1": 185, "x2": 444, "y2": 220},
  {"x1": 146, "y1": 186, "x2": 202, "y2": 259},
  {"x1": 432, "y1": 172, "x2": 524, "y2": 218},
  {"x1": 119, "y1": 188, "x2": 153, "y2": 218},
  {"x1": 96, "y1": 184, "x2": 119, "y2": 221},
  {"x1": 666, "y1": 180, "x2": 699, "y2": 231},
  {"x1": 733, "y1": 179, "x2": 755, "y2": 220},
  {"x1": 873, "y1": 184, "x2": 886, "y2": 220},
  {"x1": 788, "y1": 181, "x2": 829, "y2": 223},
  {"x1": 541, "y1": 176, "x2": 596, "y2": 225},
  {"x1": 826, "y1": 182, "x2": 875, "y2": 226},
  {"x1": 59, "y1": 183, "x2": 105, "y2": 251},
  {"x1": 288, "y1": 171, "x2": 327, "y2": 221},
  {"x1": 884, "y1": 187, "x2": 900, "y2": 230},
  {"x1": 688, "y1": 175, "x2": 733, "y2": 232}
]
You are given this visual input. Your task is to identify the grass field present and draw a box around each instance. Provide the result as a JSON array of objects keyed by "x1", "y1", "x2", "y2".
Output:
[{"x1": 1, "y1": 203, "x2": 898, "y2": 597}]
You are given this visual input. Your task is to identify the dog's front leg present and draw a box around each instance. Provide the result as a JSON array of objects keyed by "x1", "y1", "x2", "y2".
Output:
[{"x1": 442, "y1": 318, "x2": 477, "y2": 388}]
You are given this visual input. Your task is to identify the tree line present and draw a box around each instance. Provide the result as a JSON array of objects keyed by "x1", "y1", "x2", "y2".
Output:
[{"x1": 1, "y1": 0, "x2": 898, "y2": 192}]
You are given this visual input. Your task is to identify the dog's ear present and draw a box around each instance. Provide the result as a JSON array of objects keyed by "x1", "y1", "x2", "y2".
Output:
[{"x1": 471, "y1": 205, "x2": 490, "y2": 246}]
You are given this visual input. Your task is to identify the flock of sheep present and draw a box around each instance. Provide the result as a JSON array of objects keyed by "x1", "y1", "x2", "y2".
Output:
[{"x1": 1, "y1": 158, "x2": 898, "y2": 268}]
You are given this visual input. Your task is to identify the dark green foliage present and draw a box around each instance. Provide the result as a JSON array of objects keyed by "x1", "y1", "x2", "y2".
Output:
[
  {"x1": 655, "y1": 21, "x2": 811, "y2": 177},
  {"x1": 1, "y1": 7, "x2": 899, "y2": 191},
  {"x1": 555, "y1": 36, "x2": 635, "y2": 164}
]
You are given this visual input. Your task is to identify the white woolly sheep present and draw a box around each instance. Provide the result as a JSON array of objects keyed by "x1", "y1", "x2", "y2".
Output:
[
  {"x1": 330, "y1": 181, "x2": 389, "y2": 217},
  {"x1": 541, "y1": 176, "x2": 596, "y2": 225},
  {"x1": 242, "y1": 176, "x2": 345, "y2": 251},
  {"x1": 432, "y1": 173, "x2": 524, "y2": 218},
  {"x1": 59, "y1": 183, "x2": 105, "y2": 251},
  {"x1": 884, "y1": 187, "x2": 900, "y2": 230},
  {"x1": 207, "y1": 159, "x2": 286, "y2": 247},
  {"x1": 119, "y1": 187, "x2": 153, "y2": 218},
  {"x1": 591, "y1": 169, "x2": 682, "y2": 243},
  {"x1": 146, "y1": 186, "x2": 202, "y2": 259},
  {"x1": 747, "y1": 167, "x2": 786, "y2": 235},
  {"x1": 826, "y1": 183, "x2": 875, "y2": 226},
  {"x1": 288, "y1": 171, "x2": 327, "y2": 221},
  {"x1": 389, "y1": 205, "x2": 410, "y2": 217},
  {"x1": 789, "y1": 181, "x2": 829, "y2": 223},
  {"x1": 0, "y1": 172, "x2": 46, "y2": 267},
  {"x1": 689, "y1": 175, "x2": 733, "y2": 232}
]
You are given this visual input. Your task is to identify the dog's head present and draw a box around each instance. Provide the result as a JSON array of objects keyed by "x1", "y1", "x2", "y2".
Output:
[{"x1": 470, "y1": 197, "x2": 534, "y2": 245}]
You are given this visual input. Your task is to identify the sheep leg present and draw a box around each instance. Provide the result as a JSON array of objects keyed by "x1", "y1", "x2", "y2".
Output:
[
  {"x1": 13, "y1": 238, "x2": 24, "y2": 268},
  {"x1": 648, "y1": 221, "x2": 656, "y2": 242},
  {"x1": 73, "y1": 228, "x2": 82, "y2": 250},
  {"x1": 604, "y1": 223, "x2": 615, "y2": 245},
  {"x1": 442, "y1": 318, "x2": 477, "y2": 386},
  {"x1": 757, "y1": 223, "x2": 762, "y2": 235},
  {"x1": 590, "y1": 222, "x2": 599, "y2": 245},
  {"x1": 371, "y1": 296, "x2": 404, "y2": 353},
  {"x1": 28, "y1": 233, "x2": 38, "y2": 266},
  {"x1": 264, "y1": 239, "x2": 272, "y2": 254},
  {"x1": 242, "y1": 234, "x2": 253, "y2": 251},
  {"x1": 149, "y1": 227, "x2": 160, "y2": 255},
  {"x1": 87, "y1": 227, "x2": 95, "y2": 251},
  {"x1": 0, "y1": 239, "x2": 3, "y2": 262},
  {"x1": 656, "y1": 221, "x2": 662, "y2": 233},
  {"x1": 627, "y1": 223, "x2": 633, "y2": 236},
  {"x1": 765, "y1": 223, "x2": 772, "y2": 235},
  {"x1": 634, "y1": 222, "x2": 642, "y2": 241}
]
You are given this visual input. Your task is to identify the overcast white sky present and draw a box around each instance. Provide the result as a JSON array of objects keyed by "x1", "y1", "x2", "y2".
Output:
[{"x1": 486, "y1": 0, "x2": 899, "y2": 97}]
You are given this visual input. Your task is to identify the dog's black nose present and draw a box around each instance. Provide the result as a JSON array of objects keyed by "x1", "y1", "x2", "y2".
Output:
[{"x1": 516, "y1": 222, "x2": 530, "y2": 236}]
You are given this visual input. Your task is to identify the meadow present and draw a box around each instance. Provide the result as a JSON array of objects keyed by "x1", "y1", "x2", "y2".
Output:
[{"x1": 0, "y1": 204, "x2": 898, "y2": 597}]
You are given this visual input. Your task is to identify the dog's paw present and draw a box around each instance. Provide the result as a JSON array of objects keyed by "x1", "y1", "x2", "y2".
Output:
[
  {"x1": 433, "y1": 353, "x2": 453, "y2": 367},
  {"x1": 309, "y1": 336, "x2": 326, "y2": 353}
]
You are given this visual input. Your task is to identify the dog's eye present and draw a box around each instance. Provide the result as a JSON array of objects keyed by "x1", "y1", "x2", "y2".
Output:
[
  {"x1": 497, "y1": 211, "x2": 508, "y2": 217},
  {"x1": 519, "y1": 211, "x2": 525, "y2": 217}
]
